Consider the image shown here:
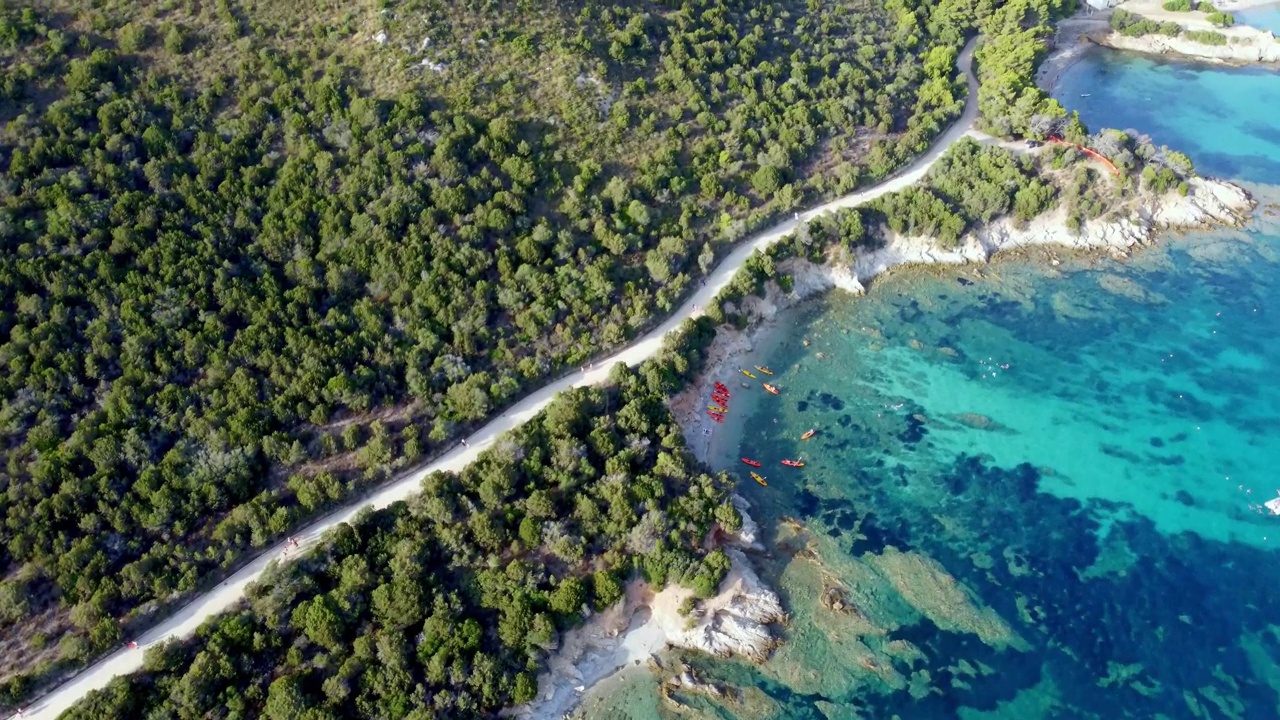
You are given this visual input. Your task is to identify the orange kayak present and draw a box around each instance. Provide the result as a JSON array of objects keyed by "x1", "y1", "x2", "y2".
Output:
[
  {"x1": 741, "y1": 458, "x2": 762, "y2": 468},
  {"x1": 750, "y1": 472, "x2": 768, "y2": 487},
  {"x1": 801, "y1": 429, "x2": 816, "y2": 440},
  {"x1": 763, "y1": 383, "x2": 779, "y2": 395},
  {"x1": 781, "y1": 459, "x2": 804, "y2": 468}
]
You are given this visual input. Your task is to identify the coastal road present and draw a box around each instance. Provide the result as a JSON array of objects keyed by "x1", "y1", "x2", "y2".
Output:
[{"x1": 19, "y1": 37, "x2": 983, "y2": 720}]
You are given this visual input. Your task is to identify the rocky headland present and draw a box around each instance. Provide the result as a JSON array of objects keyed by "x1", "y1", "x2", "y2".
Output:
[
  {"x1": 1092, "y1": 0, "x2": 1280, "y2": 65},
  {"x1": 505, "y1": 497, "x2": 784, "y2": 720}
]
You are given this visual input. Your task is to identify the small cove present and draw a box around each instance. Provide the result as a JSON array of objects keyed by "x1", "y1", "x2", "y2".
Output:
[{"x1": 574, "y1": 50, "x2": 1280, "y2": 720}]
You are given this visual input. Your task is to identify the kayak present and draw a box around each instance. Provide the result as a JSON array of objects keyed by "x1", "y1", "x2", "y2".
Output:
[
  {"x1": 708, "y1": 404, "x2": 727, "y2": 413},
  {"x1": 755, "y1": 365, "x2": 773, "y2": 375},
  {"x1": 763, "y1": 383, "x2": 779, "y2": 395},
  {"x1": 714, "y1": 382, "x2": 730, "y2": 393},
  {"x1": 709, "y1": 413, "x2": 725, "y2": 423},
  {"x1": 741, "y1": 458, "x2": 761, "y2": 468},
  {"x1": 711, "y1": 392, "x2": 730, "y2": 404},
  {"x1": 781, "y1": 459, "x2": 805, "y2": 468},
  {"x1": 741, "y1": 369, "x2": 757, "y2": 379},
  {"x1": 801, "y1": 429, "x2": 816, "y2": 440},
  {"x1": 750, "y1": 472, "x2": 768, "y2": 487}
]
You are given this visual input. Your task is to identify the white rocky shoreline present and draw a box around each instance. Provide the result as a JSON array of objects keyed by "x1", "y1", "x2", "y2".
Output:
[
  {"x1": 670, "y1": 175, "x2": 1254, "y2": 457},
  {"x1": 1091, "y1": 0, "x2": 1280, "y2": 65},
  {"x1": 513, "y1": 175, "x2": 1254, "y2": 719},
  {"x1": 504, "y1": 496, "x2": 785, "y2": 720}
]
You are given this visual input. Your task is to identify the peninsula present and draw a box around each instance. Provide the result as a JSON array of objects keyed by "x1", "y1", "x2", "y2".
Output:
[{"x1": 1080, "y1": 0, "x2": 1280, "y2": 64}]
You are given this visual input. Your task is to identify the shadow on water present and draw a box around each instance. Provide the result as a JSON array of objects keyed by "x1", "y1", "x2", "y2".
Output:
[{"x1": 767, "y1": 450, "x2": 1280, "y2": 719}]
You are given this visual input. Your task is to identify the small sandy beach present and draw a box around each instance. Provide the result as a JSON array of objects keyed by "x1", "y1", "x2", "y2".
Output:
[{"x1": 1036, "y1": 7, "x2": 1115, "y2": 94}]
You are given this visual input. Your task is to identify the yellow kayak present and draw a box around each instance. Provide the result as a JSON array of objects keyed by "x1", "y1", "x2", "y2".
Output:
[
  {"x1": 708, "y1": 404, "x2": 727, "y2": 413},
  {"x1": 750, "y1": 472, "x2": 768, "y2": 487},
  {"x1": 755, "y1": 365, "x2": 773, "y2": 375},
  {"x1": 801, "y1": 429, "x2": 816, "y2": 440},
  {"x1": 741, "y1": 369, "x2": 757, "y2": 379}
]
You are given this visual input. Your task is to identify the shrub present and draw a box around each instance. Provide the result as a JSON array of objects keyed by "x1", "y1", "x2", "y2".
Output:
[
  {"x1": 1184, "y1": 29, "x2": 1228, "y2": 44},
  {"x1": 117, "y1": 22, "x2": 151, "y2": 51},
  {"x1": 1205, "y1": 10, "x2": 1234, "y2": 27},
  {"x1": 1111, "y1": 9, "x2": 1183, "y2": 36}
]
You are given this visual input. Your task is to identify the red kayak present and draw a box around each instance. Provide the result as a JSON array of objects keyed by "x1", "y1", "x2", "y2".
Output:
[
  {"x1": 741, "y1": 458, "x2": 762, "y2": 467},
  {"x1": 714, "y1": 383, "x2": 730, "y2": 396},
  {"x1": 712, "y1": 393, "x2": 730, "y2": 405},
  {"x1": 709, "y1": 413, "x2": 725, "y2": 423}
]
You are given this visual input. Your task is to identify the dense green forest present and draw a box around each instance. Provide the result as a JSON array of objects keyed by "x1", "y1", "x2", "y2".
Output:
[
  {"x1": 0, "y1": 0, "x2": 976, "y2": 697},
  {"x1": 971, "y1": 0, "x2": 1081, "y2": 139},
  {"x1": 59, "y1": 358, "x2": 736, "y2": 719},
  {"x1": 0, "y1": 0, "x2": 1079, "y2": 705},
  {"x1": 48, "y1": 131, "x2": 1201, "y2": 720}
]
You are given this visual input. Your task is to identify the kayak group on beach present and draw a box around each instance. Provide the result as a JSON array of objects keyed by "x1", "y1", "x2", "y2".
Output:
[{"x1": 703, "y1": 366, "x2": 820, "y2": 487}]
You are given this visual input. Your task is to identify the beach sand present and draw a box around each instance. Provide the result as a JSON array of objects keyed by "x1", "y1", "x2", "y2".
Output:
[{"x1": 1037, "y1": 8, "x2": 1115, "y2": 94}]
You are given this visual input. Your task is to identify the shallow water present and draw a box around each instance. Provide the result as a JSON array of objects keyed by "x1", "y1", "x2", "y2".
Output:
[
  {"x1": 577, "y1": 52, "x2": 1280, "y2": 720},
  {"x1": 1051, "y1": 48, "x2": 1280, "y2": 185},
  {"x1": 1235, "y1": 3, "x2": 1280, "y2": 34}
]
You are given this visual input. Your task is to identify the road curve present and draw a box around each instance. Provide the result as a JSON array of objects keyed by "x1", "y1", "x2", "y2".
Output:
[{"x1": 22, "y1": 37, "x2": 982, "y2": 720}]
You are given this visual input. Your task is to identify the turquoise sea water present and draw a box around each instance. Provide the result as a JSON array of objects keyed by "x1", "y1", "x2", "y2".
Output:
[
  {"x1": 577, "y1": 52, "x2": 1280, "y2": 719},
  {"x1": 1236, "y1": 3, "x2": 1280, "y2": 34},
  {"x1": 1052, "y1": 49, "x2": 1280, "y2": 185}
]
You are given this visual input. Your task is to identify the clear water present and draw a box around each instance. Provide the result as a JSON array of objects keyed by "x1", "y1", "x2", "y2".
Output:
[
  {"x1": 1236, "y1": 3, "x2": 1280, "y2": 34},
  {"x1": 1051, "y1": 49, "x2": 1280, "y2": 186},
  {"x1": 578, "y1": 52, "x2": 1280, "y2": 719}
]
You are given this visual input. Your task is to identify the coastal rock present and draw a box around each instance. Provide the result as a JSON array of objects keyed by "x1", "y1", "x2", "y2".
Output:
[
  {"x1": 778, "y1": 256, "x2": 866, "y2": 297},
  {"x1": 669, "y1": 548, "x2": 786, "y2": 662},
  {"x1": 508, "y1": 546, "x2": 782, "y2": 720},
  {"x1": 664, "y1": 665, "x2": 731, "y2": 702},
  {"x1": 729, "y1": 494, "x2": 764, "y2": 549},
  {"x1": 852, "y1": 177, "x2": 1252, "y2": 291},
  {"x1": 1100, "y1": 29, "x2": 1280, "y2": 65}
]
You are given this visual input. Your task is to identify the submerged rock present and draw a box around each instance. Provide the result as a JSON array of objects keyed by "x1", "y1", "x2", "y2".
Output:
[
  {"x1": 663, "y1": 664, "x2": 730, "y2": 702},
  {"x1": 819, "y1": 581, "x2": 863, "y2": 618}
]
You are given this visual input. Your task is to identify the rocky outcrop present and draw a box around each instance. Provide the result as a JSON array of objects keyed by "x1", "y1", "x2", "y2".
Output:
[
  {"x1": 850, "y1": 177, "x2": 1253, "y2": 289},
  {"x1": 507, "y1": 502, "x2": 782, "y2": 720},
  {"x1": 666, "y1": 547, "x2": 786, "y2": 662},
  {"x1": 1100, "y1": 29, "x2": 1280, "y2": 64},
  {"x1": 729, "y1": 494, "x2": 764, "y2": 550},
  {"x1": 662, "y1": 664, "x2": 733, "y2": 706},
  {"x1": 778, "y1": 256, "x2": 866, "y2": 298}
]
